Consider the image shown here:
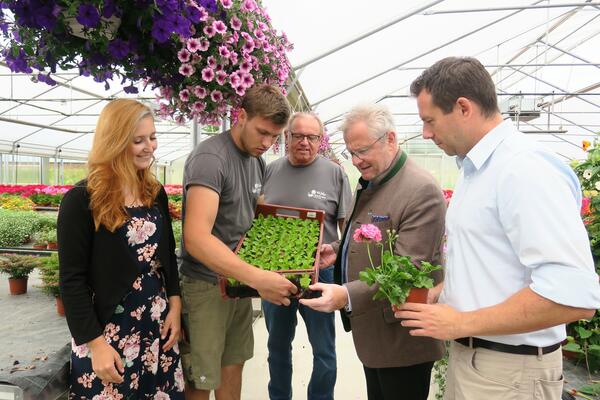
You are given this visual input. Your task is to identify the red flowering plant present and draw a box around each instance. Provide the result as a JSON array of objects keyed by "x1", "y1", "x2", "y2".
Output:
[{"x1": 355, "y1": 224, "x2": 441, "y2": 307}]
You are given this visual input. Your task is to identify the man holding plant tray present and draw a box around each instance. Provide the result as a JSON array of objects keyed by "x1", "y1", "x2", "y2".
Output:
[
  {"x1": 398, "y1": 57, "x2": 600, "y2": 400},
  {"x1": 260, "y1": 112, "x2": 352, "y2": 400},
  {"x1": 300, "y1": 104, "x2": 447, "y2": 400},
  {"x1": 179, "y1": 84, "x2": 297, "y2": 400}
]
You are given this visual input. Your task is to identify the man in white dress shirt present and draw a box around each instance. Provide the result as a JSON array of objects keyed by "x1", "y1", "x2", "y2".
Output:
[{"x1": 396, "y1": 56, "x2": 600, "y2": 400}]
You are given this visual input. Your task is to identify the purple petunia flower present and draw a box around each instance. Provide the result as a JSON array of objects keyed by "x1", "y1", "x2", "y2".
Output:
[
  {"x1": 201, "y1": 67, "x2": 215, "y2": 82},
  {"x1": 107, "y1": 39, "x2": 130, "y2": 59},
  {"x1": 4, "y1": 48, "x2": 32, "y2": 74},
  {"x1": 198, "y1": 0, "x2": 217, "y2": 13},
  {"x1": 76, "y1": 4, "x2": 101, "y2": 28},
  {"x1": 123, "y1": 84, "x2": 139, "y2": 94},
  {"x1": 152, "y1": 17, "x2": 175, "y2": 43},
  {"x1": 187, "y1": 5, "x2": 202, "y2": 23},
  {"x1": 102, "y1": 0, "x2": 117, "y2": 18}
]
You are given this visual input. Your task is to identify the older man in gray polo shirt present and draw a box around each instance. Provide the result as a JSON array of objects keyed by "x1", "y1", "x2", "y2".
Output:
[{"x1": 261, "y1": 112, "x2": 352, "y2": 400}]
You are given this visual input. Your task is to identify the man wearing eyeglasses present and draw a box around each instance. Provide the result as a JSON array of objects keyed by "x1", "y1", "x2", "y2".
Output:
[
  {"x1": 261, "y1": 112, "x2": 352, "y2": 400},
  {"x1": 300, "y1": 104, "x2": 446, "y2": 400}
]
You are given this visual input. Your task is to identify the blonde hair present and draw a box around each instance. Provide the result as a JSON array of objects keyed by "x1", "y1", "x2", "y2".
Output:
[{"x1": 87, "y1": 99, "x2": 160, "y2": 232}]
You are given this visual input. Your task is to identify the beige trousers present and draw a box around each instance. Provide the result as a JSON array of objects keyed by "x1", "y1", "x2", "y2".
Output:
[{"x1": 444, "y1": 340, "x2": 563, "y2": 400}]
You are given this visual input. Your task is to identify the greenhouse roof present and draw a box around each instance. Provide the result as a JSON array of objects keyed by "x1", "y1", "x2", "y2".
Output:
[{"x1": 1, "y1": 0, "x2": 599, "y2": 163}]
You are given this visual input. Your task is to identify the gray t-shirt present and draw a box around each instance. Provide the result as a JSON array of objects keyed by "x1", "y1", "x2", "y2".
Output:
[
  {"x1": 180, "y1": 130, "x2": 265, "y2": 282},
  {"x1": 262, "y1": 155, "x2": 352, "y2": 244}
]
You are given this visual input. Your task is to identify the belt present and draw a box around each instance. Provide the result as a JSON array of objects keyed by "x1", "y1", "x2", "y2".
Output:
[{"x1": 455, "y1": 337, "x2": 561, "y2": 356}]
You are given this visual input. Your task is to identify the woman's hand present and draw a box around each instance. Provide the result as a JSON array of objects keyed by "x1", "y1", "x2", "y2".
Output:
[
  {"x1": 87, "y1": 336, "x2": 124, "y2": 384},
  {"x1": 161, "y1": 296, "x2": 182, "y2": 352}
]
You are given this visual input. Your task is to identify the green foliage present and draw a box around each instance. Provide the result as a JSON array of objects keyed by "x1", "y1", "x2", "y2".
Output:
[
  {"x1": 237, "y1": 215, "x2": 320, "y2": 271},
  {"x1": 37, "y1": 253, "x2": 60, "y2": 297},
  {"x1": 0, "y1": 254, "x2": 41, "y2": 279},
  {"x1": 0, "y1": 209, "x2": 43, "y2": 246},
  {"x1": 172, "y1": 220, "x2": 182, "y2": 250},
  {"x1": 358, "y1": 229, "x2": 442, "y2": 306},
  {"x1": 29, "y1": 193, "x2": 62, "y2": 207},
  {"x1": 564, "y1": 316, "x2": 600, "y2": 373},
  {"x1": 433, "y1": 346, "x2": 449, "y2": 400},
  {"x1": 228, "y1": 215, "x2": 320, "y2": 289}
]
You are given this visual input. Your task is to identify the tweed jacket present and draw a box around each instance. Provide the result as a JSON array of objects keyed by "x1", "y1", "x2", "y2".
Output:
[
  {"x1": 333, "y1": 151, "x2": 446, "y2": 368},
  {"x1": 58, "y1": 181, "x2": 180, "y2": 345}
]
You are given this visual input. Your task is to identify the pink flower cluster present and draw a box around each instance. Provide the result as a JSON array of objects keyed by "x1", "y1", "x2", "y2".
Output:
[
  {"x1": 353, "y1": 224, "x2": 383, "y2": 243},
  {"x1": 164, "y1": 184, "x2": 183, "y2": 196},
  {"x1": 0, "y1": 184, "x2": 72, "y2": 198},
  {"x1": 157, "y1": 0, "x2": 293, "y2": 126}
]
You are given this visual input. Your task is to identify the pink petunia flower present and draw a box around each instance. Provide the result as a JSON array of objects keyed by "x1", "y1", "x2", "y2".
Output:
[
  {"x1": 178, "y1": 63, "x2": 195, "y2": 77},
  {"x1": 203, "y1": 25, "x2": 216, "y2": 38},
  {"x1": 211, "y1": 90, "x2": 223, "y2": 102},
  {"x1": 353, "y1": 224, "x2": 382, "y2": 243},
  {"x1": 193, "y1": 86, "x2": 208, "y2": 98},
  {"x1": 186, "y1": 38, "x2": 202, "y2": 52},
  {"x1": 230, "y1": 16, "x2": 242, "y2": 30},
  {"x1": 241, "y1": 0, "x2": 257, "y2": 12},
  {"x1": 201, "y1": 67, "x2": 215, "y2": 82},
  {"x1": 179, "y1": 89, "x2": 190, "y2": 102},
  {"x1": 177, "y1": 49, "x2": 190, "y2": 63},
  {"x1": 192, "y1": 101, "x2": 206, "y2": 112},
  {"x1": 215, "y1": 70, "x2": 228, "y2": 85},
  {"x1": 207, "y1": 56, "x2": 217, "y2": 69},
  {"x1": 213, "y1": 20, "x2": 227, "y2": 34},
  {"x1": 199, "y1": 39, "x2": 210, "y2": 51},
  {"x1": 220, "y1": 0, "x2": 233, "y2": 8},
  {"x1": 218, "y1": 45, "x2": 230, "y2": 58}
]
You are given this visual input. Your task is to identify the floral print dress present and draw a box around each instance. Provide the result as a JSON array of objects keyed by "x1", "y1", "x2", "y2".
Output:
[{"x1": 69, "y1": 206, "x2": 184, "y2": 399}]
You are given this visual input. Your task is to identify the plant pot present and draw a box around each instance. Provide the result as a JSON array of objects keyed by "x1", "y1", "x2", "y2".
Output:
[
  {"x1": 8, "y1": 277, "x2": 28, "y2": 295},
  {"x1": 46, "y1": 242, "x2": 58, "y2": 250},
  {"x1": 391, "y1": 288, "x2": 429, "y2": 312},
  {"x1": 407, "y1": 287, "x2": 429, "y2": 303},
  {"x1": 32, "y1": 244, "x2": 47, "y2": 250},
  {"x1": 55, "y1": 296, "x2": 65, "y2": 316}
]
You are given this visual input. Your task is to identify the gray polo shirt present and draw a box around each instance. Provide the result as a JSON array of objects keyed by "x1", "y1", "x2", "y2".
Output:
[
  {"x1": 179, "y1": 130, "x2": 265, "y2": 282},
  {"x1": 262, "y1": 155, "x2": 352, "y2": 244}
]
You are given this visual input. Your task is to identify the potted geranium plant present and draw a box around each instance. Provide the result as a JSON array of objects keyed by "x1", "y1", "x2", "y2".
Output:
[
  {"x1": 1, "y1": 0, "x2": 292, "y2": 124},
  {"x1": 0, "y1": 254, "x2": 41, "y2": 295},
  {"x1": 355, "y1": 224, "x2": 442, "y2": 308}
]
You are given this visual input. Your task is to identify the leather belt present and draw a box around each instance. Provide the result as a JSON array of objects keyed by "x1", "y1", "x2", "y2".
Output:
[{"x1": 455, "y1": 337, "x2": 561, "y2": 356}]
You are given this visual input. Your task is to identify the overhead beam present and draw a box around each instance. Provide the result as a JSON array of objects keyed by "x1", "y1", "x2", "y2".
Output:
[{"x1": 423, "y1": 2, "x2": 600, "y2": 15}]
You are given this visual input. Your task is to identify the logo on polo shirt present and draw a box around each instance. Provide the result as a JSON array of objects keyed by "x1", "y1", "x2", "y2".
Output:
[
  {"x1": 308, "y1": 189, "x2": 327, "y2": 200},
  {"x1": 251, "y1": 183, "x2": 262, "y2": 194}
]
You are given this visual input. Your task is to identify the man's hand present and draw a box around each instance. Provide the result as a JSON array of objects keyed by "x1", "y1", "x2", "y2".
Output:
[
  {"x1": 87, "y1": 336, "x2": 124, "y2": 384},
  {"x1": 299, "y1": 282, "x2": 348, "y2": 312},
  {"x1": 394, "y1": 302, "x2": 465, "y2": 340},
  {"x1": 161, "y1": 296, "x2": 182, "y2": 352},
  {"x1": 253, "y1": 270, "x2": 297, "y2": 306},
  {"x1": 319, "y1": 244, "x2": 337, "y2": 269}
]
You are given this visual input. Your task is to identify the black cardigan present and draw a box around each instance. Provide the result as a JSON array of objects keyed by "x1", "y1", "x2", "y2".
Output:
[{"x1": 58, "y1": 181, "x2": 181, "y2": 345}]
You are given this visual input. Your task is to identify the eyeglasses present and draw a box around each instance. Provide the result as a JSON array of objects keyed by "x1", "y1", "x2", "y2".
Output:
[
  {"x1": 347, "y1": 134, "x2": 387, "y2": 160},
  {"x1": 289, "y1": 132, "x2": 322, "y2": 143}
]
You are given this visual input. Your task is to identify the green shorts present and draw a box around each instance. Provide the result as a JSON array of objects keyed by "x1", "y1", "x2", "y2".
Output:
[{"x1": 179, "y1": 275, "x2": 254, "y2": 390}]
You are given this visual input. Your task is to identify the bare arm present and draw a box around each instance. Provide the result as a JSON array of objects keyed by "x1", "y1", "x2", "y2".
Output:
[
  {"x1": 184, "y1": 186, "x2": 296, "y2": 305},
  {"x1": 397, "y1": 287, "x2": 595, "y2": 340}
]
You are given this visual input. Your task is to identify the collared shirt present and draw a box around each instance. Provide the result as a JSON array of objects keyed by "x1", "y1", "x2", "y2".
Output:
[{"x1": 441, "y1": 119, "x2": 600, "y2": 347}]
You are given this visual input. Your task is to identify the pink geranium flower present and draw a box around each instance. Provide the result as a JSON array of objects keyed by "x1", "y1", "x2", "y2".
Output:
[{"x1": 353, "y1": 224, "x2": 382, "y2": 243}]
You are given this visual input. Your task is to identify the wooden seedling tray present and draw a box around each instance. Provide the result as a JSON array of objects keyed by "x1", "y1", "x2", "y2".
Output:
[{"x1": 219, "y1": 203, "x2": 325, "y2": 299}]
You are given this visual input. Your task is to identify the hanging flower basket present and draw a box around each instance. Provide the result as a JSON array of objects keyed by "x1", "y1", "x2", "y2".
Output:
[{"x1": 0, "y1": 0, "x2": 292, "y2": 125}]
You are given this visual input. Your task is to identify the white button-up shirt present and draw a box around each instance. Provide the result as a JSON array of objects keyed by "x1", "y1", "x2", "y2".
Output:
[{"x1": 441, "y1": 119, "x2": 600, "y2": 347}]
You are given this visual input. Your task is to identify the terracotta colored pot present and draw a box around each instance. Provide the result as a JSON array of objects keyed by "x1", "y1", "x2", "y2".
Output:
[
  {"x1": 46, "y1": 242, "x2": 58, "y2": 250},
  {"x1": 56, "y1": 297, "x2": 65, "y2": 316},
  {"x1": 32, "y1": 244, "x2": 47, "y2": 250},
  {"x1": 406, "y1": 287, "x2": 429, "y2": 303},
  {"x1": 391, "y1": 288, "x2": 429, "y2": 312},
  {"x1": 8, "y1": 277, "x2": 28, "y2": 295}
]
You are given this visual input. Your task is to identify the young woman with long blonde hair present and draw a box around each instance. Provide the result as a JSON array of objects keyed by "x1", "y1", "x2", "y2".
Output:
[{"x1": 58, "y1": 99, "x2": 184, "y2": 399}]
